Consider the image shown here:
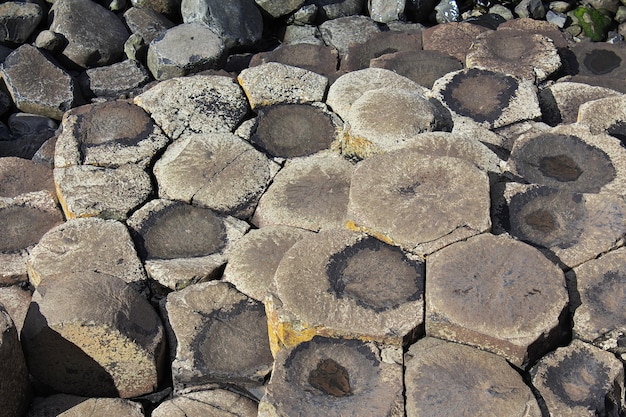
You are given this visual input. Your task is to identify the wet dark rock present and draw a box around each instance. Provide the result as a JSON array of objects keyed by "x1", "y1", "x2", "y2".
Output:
[
  {"x1": 0, "y1": 1, "x2": 43, "y2": 44},
  {"x1": 0, "y1": 304, "x2": 31, "y2": 417},
  {"x1": 567, "y1": 42, "x2": 626, "y2": 79}
]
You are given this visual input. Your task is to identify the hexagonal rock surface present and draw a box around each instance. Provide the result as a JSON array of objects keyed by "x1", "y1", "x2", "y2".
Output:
[
  {"x1": 54, "y1": 101, "x2": 169, "y2": 169},
  {"x1": 21, "y1": 271, "x2": 166, "y2": 398},
  {"x1": 134, "y1": 75, "x2": 248, "y2": 140},
  {"x1": 530, "y1": 339, "x2": 625, "y2": 417},
  {"x1": 27, "y1": 218, "x2": 148, "y2": 294},
  {"x1": 237, "y1": 62, "x2": 328, "y2": 109},
  {"x1": 152, "y1": 388, "x2": 258, "y2": 417},
  {"x1": 251, "y1": 152, "x2": 354, "y2": 232},
  {"x1": 0, "y1": 305, "x2": 31, "y2": 417},
  {"x1": 27, "y1": 394, "x2": 145, "y2": 417},
  {"x1": 318, "y1": 15, "x2": 381, "y2": 56},
  {"x1": 153, "y1": 132, "x2": 275, "y2": 219},
  {"x1": 466, "y1": 29, "x2": 561, "y2": 82},
  {"x1": 251, "y1": 103, "x2": 342, "y2": 158},
  {"x1": 428, "y1": 233, "x2": 568, "y2": 366},
  {"x1": 0, "y1": 157, "x2": 56, "y2": 199},
  {"x1": 498, "y1": 17, "x2": 569, "y2": 49},
  {"x1": 568, "y1": 42, "x2": 626, "y2": 80},
  {"x1": 341, "y1": 30, "x2": 423, "y2": 72},
  {"x1": 507, "y1": 124, "x2": 626, "y2": 194},
  {"x1": 348, "y1": 152, "x2": 491, "y2": 256},
  {"x1": 578, "y1": 95, "x2": 626, "y2": 146},
  {"x1": 496, "y1": 183, "x2": 626, "y2": 268},
  {"x1": 160, "y1": 281, "x2": 273, "y2": 391},
  {"x1": 405, "y1": 338, "x2": 542, "y2": 417},
  {"x1": 421, "y1": 22, "x2": 491, "y2": 62},
  {"x1": 259, "y1": 337, "x2": 404, "y2": 417},
  {"x1": 268, "y1": 229, "x2": 425, "y2": 353},
  {"x1": 222, "y1": 225, "x2": 314, "y2": 302},
  {"x1": 432, "y1": 68, "x2": 541, "y2": 129},
  {"x1": 326, "y1": 68, "x2": 428, "y2": 121},
  {"x1": 249, "y1": 43, "x2": 339, "y2": 78},
  {"x1": 127, "y1": 199, "x2": 249, "y2": 290}
]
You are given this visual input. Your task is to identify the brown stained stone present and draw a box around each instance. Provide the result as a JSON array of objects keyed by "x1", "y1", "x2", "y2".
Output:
[
  {"x1": 153, "y1": 133, "x2": 275, "y2": 219},
  {"x1": 21, "y1": 271, "x2": 166, "y2": 398},
  {"x1": 0, "y1": 284, "x2": 31, "y2": 335},
  {"x1": 539, "y1": 82, "x2": 621, "y2": 126},
  {"x1": 405, "y1": 338, "x2": 542, "y2": 417},
  {"x1": 259, "y1": 337, "x2": 404, "y2": 417},
  {"x1": 422, "y1": 22, "x2": 492, "y2": 62},
  {"x1": 499, "y1": 17, "x2": 569, "y2": 49},
  {"x1": 530, "y1": 339, "x2": 625, "y2": 417},
  {"x1": 249, "y1": 43, "x2": 339, "y2": 77},
  {"x1": 565, "y1": 75, "x2": 626, "y2": 94},
  {"x1": 0, "y1": 157, "x2": 55, "y2": 198},
  {"x1": 27, "y1": 394, "x2": 145, "y2": 417},
  {"x1": 578, "y1": 95, "x2": 626, "y2": 147},
  {"x1": 432, "y1": 68, "x2": 541, "y2": 129},
  {"x1": 508, "y1": 124, "x2": 626, "y2": 194},
  {"x1": 161, "y1": 281, "x2": 273, "y2": 391},
  {"x1": 152, "y1": 389, "x2": 258, "y2": 417},
  {"x1": 252, "y1": 103, "x2": 341, "y2": 158},
  {"x1": 269, "y1": 229, "x2": 424, "y2": 352},
  {"x1": 466, "y1": 29, "x2": 561, "y2": 82},
  {"x1": 426, "y1": 233, "x2": 568, "y2": 367},
  {"x1": 54, "y1": 100, "x2": 170, "y2": 169},
  {"x1": 0, "y1": 204, "x2": 64, "y2": 253},
  {"x1": 568, "y1": 42, "x2": 626, "y2": 79},
  {"x1": 222, "y1": 225, "x2": 314, "y2": 302},
  {"x1": 348, "y1": 152, "x2": 490, "y2": 256},
  {"x1": 369, "y1": 49, "x2": 463, "y2": 89},
  {"x1": 341, "y1": 30, "x2": 423, "y2": 72},
  {"x1": 0, "y1": 305, "x2": 31, "y2": 417}
]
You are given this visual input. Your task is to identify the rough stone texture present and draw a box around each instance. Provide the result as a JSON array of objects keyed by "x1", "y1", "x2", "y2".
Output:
[
  {"x1": 152, "y1": 389, "x2": 258, "y2": 417},
  {"x1": 222, "y1": 225, "x2": 314, "y2": 302},
  {"x1": 568, "y1": 42, "x2": 626, "y2": 80},
  {"x1": 153, "y1": 133, "x2": 275, "y2": 219},
  {"x1": 249, "y1": 43, "x2": 339, "y2": 78},
  {"x1": 131, "y1": 0, "x2": 180, "y2": 18},
  {"x1": 0, "y1": 284, "x2": 31, "y2": 335},
  {"x1": 1, "y1": 44, "x2": 76, "y2": 120},
  {"x1": 259, "y1": 337, "x2": 404, "y2": 417},
  {"x1": 314, "y1": 0, "x2": 365, "y2": 19},
  {"x1": 81, "y1": 60, "x2": 151, "y2": 100},
  {"x1": 319, "y1": 15, "x2": 381, "y2": 55},
  {"x1": 147, "y1": 23, "x2": 226, "y2": 81},
  {"x1": 530, "y1": 339, "x2": 625, "y2": 417},
  {"x1": 27, "y1": 217, "x2": 148, "y2": 293},
  {"x1": 252, "y1": 152, "x2": 354, "y2": 232},
  {"x1": 348, "y1": 152, "x2": 491, "y2": 256},
  {"x1": 50, "y1": 0, "x2": 130, "y2": 69},
  {"x1": 124, "y1": 6, "x2": 175, "y2": 44},
  {"x1": 238, "y1": 62, "x2": 329, "y2": 109},
  {"x1": 254, "y1": 0, "x2": 305, "y2": 17},
  {"x1": 499, "y1": 16, "x2": 569, "y2": 48},
  {"x1": 422, "y1": 22, "x2": 492, "y2": 62},
  {"x1": 282, "y1": 24, "x2": 324, "y2": 45},
  {"x1": 368, "y1": 0, "x2": 405, "y2": 22},
  {"x1": 405, "y1": 338, "x2": 542, "y2": 417},
  {"x1": 0, "y1": 157, "x2": 56, "y2": 199},
  {"x1": 578, "y1": 94, "x2": 626, "y2": 146},
  {"x1": 21, "y1": 271, "x2": 166, "y2": 398},
  {"x1": 161, "y1": 281, "x2": 273, "y2": 391},
  {"x1": 27, "y1": 394, "x2": 144, "y2": 417},
  {"x1": 0, "y1": 1, "x2": 43, "y2": 43},
  {"x1": 4, "y1": 113, "x2": 58, "y2": 160},
  {"x1": 426, "y1": 233, "x2": 568, "y2": 367},
  {"x1": 0, "y1": 304, "x2": 31, "y2": 417},
  {"x1": 341, "y1": 30, "x2": 423, "y2": 72},
  {"x1": 134, "y1": 74, "x2": 248, "y2": 140}
]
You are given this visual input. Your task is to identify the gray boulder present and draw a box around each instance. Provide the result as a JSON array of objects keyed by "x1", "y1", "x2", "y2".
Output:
[
  {"x1": 0, "y1": 1, "x2": 43, "y2": 43},
  {"x1": 131, "y1": 0, "x2": 181, "y2": 18},
  {"x1": 80, "y1": 60, "x2": 151, "y2": 100}
]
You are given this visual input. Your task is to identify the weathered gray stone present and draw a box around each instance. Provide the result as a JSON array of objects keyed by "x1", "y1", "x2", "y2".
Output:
[
  {"x1": 161, "y1": 281, "x2": 273, "y2": 391},
  {"x1": 8, "y1": 113, "x2": 57, "y2": 141},
  {"x1": 0, "y1": 285, "x2": 31, "y2": 335},
  {"x1": 341, "y1": 30, "x2": 423, "y2": 72},
  {"x1": 249, "y1": 43, "x2": 339, "y2": 78},
  {"x1": 238, "y1": 62, "x2": 328, "y2": 109},
  {"x1": 0, "y1": 1, "x2": 43, "y2": 43},
  {"x1": 348, "y1": 152, "x2": 491, "y2": 255},
  {"x1": 0, "y1": 157, "x2": 55, "y2": 199},
  {"x1": 152, "y1": 389, "x2": 258, "y2": 417},
  {"x1": 21, "y1": 271, "x2": 166, "y2": 398},
  {"x1": 578, "y1": 94, "x2": 626, "y2": 146},
  {"x1": 368, "y1": 0, "x2": 405, "y2": 22},
  {"x1": 254, "y1": 0, "x2": 304, "y2": 17},
  {"x1": 50, "y1": 0, "x2": 130, "y2": 69},
  {"x1": 405, "y1": 338, "x2": 542, "y2": 417},
  {"x1": 319, "y1": 15, "x2": 381, "y2": 55},
  {"x1": 530, "y1": 339, "x2": 625, "y2": 417},
  {"x1": 514, "y1": 0, "x2": 546, "y2": 19},
  {"x1": 124, "y1": 6, "x2": 174, "y2": 44},
  {"x1": 131, "y1": 0, "x2": 180, "y2": 17},
  {"x1": 422, "y1": 22, "x2": 491, "y2": 62},
  {"x1": 1, "y1": 44, "x2": 76, "y2": 120},
  {"x1": 539, "y1": 82, "x2": 621, "y2": 126},
  {"x1": 81, "y1": 60, "x2": 151, "y2": 100},
  {"x1": 27, "y1": 217, "x2": 148, "y2": 293},
  {"x1": 27, "y1": 394, "x2": 144, "y2": 417},
  {"x1": 153, "y1": 133, "x2": 275, "y2": 219},
  {"x1": 499, "y1": 17, "x2": 569, "y2": 48},
  {"x1": 134, "y1": 74, "x2": 249, "y2": 140},
  {"x1": 34, "y1": 30, "x2": 66, "y2": 52},
  {"x1": 0, "y1": 304, "x2": 30, "y2": 417},
  {"x1": 282, "y1": 24, "x2": 324, "y2": 45},
  {"x1": 426, "y1": 233, "x2": 568, "y2": 367},
  {"x1": 252, "y1": 152, "x2": 354, "y2": 232}
]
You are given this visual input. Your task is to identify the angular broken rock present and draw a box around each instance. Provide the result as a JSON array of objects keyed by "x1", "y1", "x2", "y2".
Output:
[
  {"x1": 153, "y1": 132, "x2": 275, "y2": 219},
  {"x1": 81, "y1": 59, "x2": 151, "y2": 100},
  {"x1": 0, "y1": 284, "x2": 31, "y2": 335},
  {"x1": 348, "y1": 152, "x2": 491, "y2": 256},
  {"x1": 161, "y1": 281, "x2": 273, "y2": 391},
  {"x1": 530, "y1": 339, "x2": 625, "y2": 417},
  {"x1": 27, "y1": 394, "x2": 145, "y2": 417},
  {"x1": 134, "y1": 74, "x2": 249, "y2": 140},
  {"x1": 405, "y1": 338, "x2": 542, "y2": 417},
  {"x1": 426, "y1": 233, "x2": 569, "y2": 367},
  {"x1": 259, "y1": 336, "x2": 404, "y2": 417},
  {"x1": 151, "y1": 388, "x2": 258, "y2": 417},
  {"x1": 254, "y1": 0, "x2": 304, "y2": 17},
  {"x1": 0, "y1": 304, "x2": 31, "y2": 417},
  {"x1": 0, "y1": 1, "x2": 43, "y2": 43},
  {"x1": 27, "y1": 217, "x2": 148, "y2": 293},
  {"x1": 341, "y1": 30, "x2": 422, "y2": 72},
  {"x1": 431, "y1": 68, "x2": 541, "y2": 129},
  {"x1": 422, "y1": 22, "x2": 491, "y2": 62},
  {"x1": 269, "y1": 229, "x2": 424, "y2": 353},
  {"x1": 222, "y1": 225, "x2": 314, "y2": 302},
  {"x1": 577, "y1": 95, "x2": 626, "y2": 146},
  {"x1": 21, "y1": 271, "x2": 166, "y2": 398},
  {"x1": 252, "y1": 152, "x2": 354, "y2": 232},
  {"x1": 237, "y1": 62, "x2": 328, "y2": 109},
  {"x1": 318, "y1": 15, "x2": 381, "y2": 56}
]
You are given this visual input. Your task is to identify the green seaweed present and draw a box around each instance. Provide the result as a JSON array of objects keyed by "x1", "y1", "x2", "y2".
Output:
[{"x1": 570, "y1": 6, "x2": 612, "y2": 41}]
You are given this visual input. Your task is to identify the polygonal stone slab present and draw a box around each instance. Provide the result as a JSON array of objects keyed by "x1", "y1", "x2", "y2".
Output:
[
  {"x1": 348, "y1": 152, "x2": 491, "y2": 256},
  {"x1": 259, "y1": 337, "x2": 404, "y2": 417},
  {"x1": 27, "y1": 394, "x2": 145, "y2": 417},
  {"x1": 530, "y1": 339, "x2": 625, "y2": 417},
  {"x1": 153, "y1": 132, "x2": 275, "y2": 219},
  {"x1": 568, "y1": 42, "x2": 626, "y2": 80},
  {"x1": 81, "y1": 59, "x2": 151, "y2": 100},
  {"x1": 426, "y1": 233, "x2": 569, "y2": 367},
  {"x1": 405, "y1": 338, "x2": 542, "y2": 417},
  {"x1": 507, "y1": 124, "x2": 626, "y2": 194},
  {"x1": 252, "y1": 152, "x2": 354, "y2": 232},
  {"x1": 249, "y1": 43, "x2": 339, "y2": 78},
  {"x1": 577, "y1": 94, "x2": 626, "y2": 146},
  {"x1": 134, "y1": 75, "x2": 249, "y2": 140},
  {"x1": 161, "y1": 281, "x2": 273, "y2": 391},
  {"x1": 432, "y1": 68, "x2": 541, "y2": 129},
  {"x1": 0, "y1": 157, "x2": 56, "y2": 199},
  {"x1": 55, "y1": 100, "x2": 170, "y2": 169},
  {"x1": 422, "y1": 22, "x2": 492, "y2": 62},
  {"x1": 341, "y1": 30, "x2": 422, "y2": 72},
  {"x1": 222, "y1": 225, "x2": 314, "y2": 302},
  {"x1": 498, "y1": 17, "x2": 569, "y2": 48},
  {"x1": 318, "y1": 15, "x2": 381, "y2": 55},
  {"x1": 237, "y1": 62, "x2": 328, "y2": 109},
  {"x1": 21, "y1": 271, "x2": 166, "y2": 398},
  {"x1": 0, "y1": 304, "x2": 31, "y2": 417},
  {"x1": 152, "y1": 389, "x2": 258, "y2": 417},
  {"x1": 0, "y1": 1, "x2": 43, "y2": 43}
]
